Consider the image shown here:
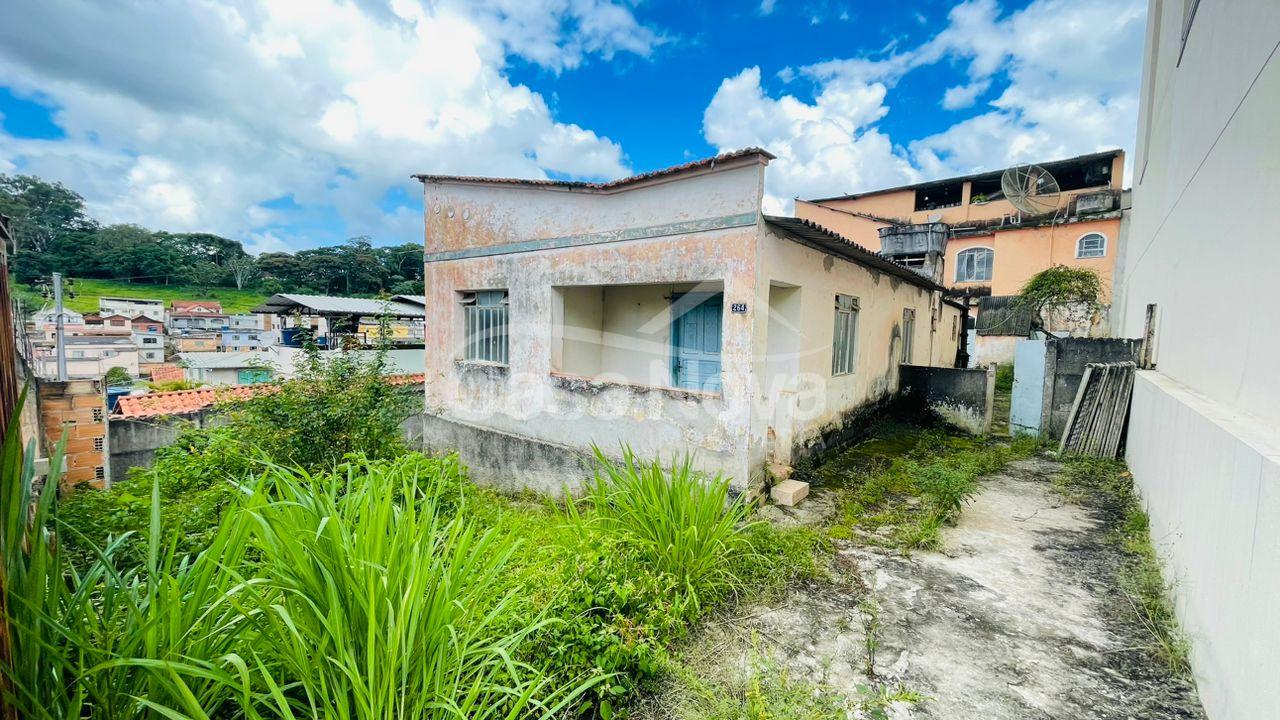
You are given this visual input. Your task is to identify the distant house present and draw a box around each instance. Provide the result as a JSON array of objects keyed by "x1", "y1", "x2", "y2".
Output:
[
  {"x1": 250, "y1": 294, "x2": 426, "y2": 347},
  {"x1": 179, "y1": 351, "x2": 276, "y2": 385},
  {"x1": 32, "y1": 336, "x2": 139, "y2": 379},
  {"x1": 132, "y1": 331, "x2": 166, "y2": 367},
  {"x1": 220, "y1": 314, "x2": 277, "y2": 351},
  {"x1": 796, "y1": 151, "x2": 1127, "y2": 365},
  {"x1": 171, "y1": 333, "x2": 220, "y2": 353},
  {"x1": 131, "y1": 315, "x2": 164, "y2": 334},
  {"x1": 168, "y1": 300, "x2": 228, "y2": 331},
  {"x1": 31, "y1": 308, "x2": 85, "y2": 326},
  {"x1": 99, "y1": 296, "x2": 164, "y2": 319}
]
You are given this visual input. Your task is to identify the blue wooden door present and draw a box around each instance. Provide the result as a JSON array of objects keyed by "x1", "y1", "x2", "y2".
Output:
[{"x1": 671, "y1": 292, "x2": 723, "y2": 392}]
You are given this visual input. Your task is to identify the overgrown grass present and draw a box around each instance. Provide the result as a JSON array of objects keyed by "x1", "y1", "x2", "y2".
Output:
[
  {"x1": 821, "y1": 428, "x2": 1041, "y2": 550},
  {"x1": 994, "y1": 364, "x2": 1015, "y2": 393},
  {"x1": 8, "y1": 416, "x2": 815, "y2": 718},
  {"x1": 11, "y1": 276, "x2": 267, "y2": 315},
  {"x1": 1056, "y1": 457, "x2": 1191, "y2": 676},
  {"x1": 646, "y1": 649, "x2": 925, "y2": 720}
]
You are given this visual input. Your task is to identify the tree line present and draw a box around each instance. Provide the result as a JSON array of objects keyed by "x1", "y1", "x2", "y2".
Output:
[{"x1": 0, "y1": 174, "x2": 425, "y2": 296}]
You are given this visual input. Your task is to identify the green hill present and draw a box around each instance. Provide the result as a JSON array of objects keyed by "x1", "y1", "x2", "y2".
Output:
[{"x1": 12, "y1": 278, "x2": 268, "y2": 316}]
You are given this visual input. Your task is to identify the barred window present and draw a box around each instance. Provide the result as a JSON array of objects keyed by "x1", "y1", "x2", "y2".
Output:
[
  {"x1": 902, "y1": 308, "x2": 917, "y2": 364},
  {"x1": 1076, "y1": 232, "x2": 1107, "y2": 259},
  {"x1": 831, "y1": 294, "x2": 859, "y2": 376},
  {"x1": 460, "y1": 290, "x2": 509, "y2": 364}
]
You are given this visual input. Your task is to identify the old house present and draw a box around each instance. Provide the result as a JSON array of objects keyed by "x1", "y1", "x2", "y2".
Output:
[
  {"x1": 413, "y1": 148, "x2": 963, "y2": 494},
  {"x1": 797, "y1": 151, "x2": 1127, "y2": 364}
]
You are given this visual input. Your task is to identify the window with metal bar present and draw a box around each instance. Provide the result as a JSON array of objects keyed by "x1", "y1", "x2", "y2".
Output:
[
  {"x1": 831, "y1": 294, "x2": 859, "y2": 376},
  {"x1": 460, "y1": 290, "x2": 509, "y2": 364},
  {"x1": 902, "y1": 308, "x2": 916, "y2": 364}
]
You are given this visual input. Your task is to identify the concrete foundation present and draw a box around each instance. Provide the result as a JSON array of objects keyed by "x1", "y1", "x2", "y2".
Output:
[
  {"x1": 413, "y1": 412, "x2": 594, "y2": 495},
  {"x1": 1125, "y1": 371, "x2": 1280, "y2": 720}
]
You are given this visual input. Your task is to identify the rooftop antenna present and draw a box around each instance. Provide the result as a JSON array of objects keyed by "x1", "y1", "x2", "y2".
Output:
[{"x1": 1001, "y1": 163, "x2": 1062, "y2": 216}]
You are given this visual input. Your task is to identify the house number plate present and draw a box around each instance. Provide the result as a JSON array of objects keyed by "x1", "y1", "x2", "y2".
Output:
[{"x1": 730, "y1": 302, "x2": 748, "y2": 314}]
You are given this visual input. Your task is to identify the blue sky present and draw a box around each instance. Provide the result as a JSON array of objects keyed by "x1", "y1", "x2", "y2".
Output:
[{"x1": 0, "y1": 0, "x2": 1146, "y2": 253}]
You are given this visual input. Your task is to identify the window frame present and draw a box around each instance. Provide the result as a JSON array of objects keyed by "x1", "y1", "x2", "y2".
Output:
[
  {"x1": 954, "y1": 246, "x2": 994, "y2": 283},
  {"x1": 1075, "y1": 232, "x2": 1108, "y2": 259},
  {"x1": 902, "y1": 308, "x2": 916, "y2": 364},
  {"x1": 831, "y1": 294, "x2": 859, "y2": 377},
  {"x1": 459, "y1": 289, "x2": 510, "y2": 365}
]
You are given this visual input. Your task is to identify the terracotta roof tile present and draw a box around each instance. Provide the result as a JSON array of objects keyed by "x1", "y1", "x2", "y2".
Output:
[{"x1": 113, "y1": 374, "x2": 425, "y2": 419}]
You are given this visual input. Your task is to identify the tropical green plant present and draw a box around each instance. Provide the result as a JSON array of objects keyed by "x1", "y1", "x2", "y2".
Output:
[
  {"x1": 1014, "y1": 265, "x2": 1103, "y2": 334},
  {"x1": 578, "y1": 446, "x2": 756, "y2": 607},
  {"x1": 1, "y1": 391, "x2": 256, "y2": 719},
  {"x1": 239, "y1": 454, "x2": 597, "y2": 720},
  {"x1": 103, "y1": 366, "x2": 132, "y2": 386}
]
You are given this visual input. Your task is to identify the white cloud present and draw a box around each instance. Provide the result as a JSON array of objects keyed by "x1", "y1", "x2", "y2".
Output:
[
  {"x1": 941, "y1": 79, "x2": 991, "y2": 110},
  {"x1": 704, "y1": 0, "x2": 1146, "y2": 207},
  {"x1": 760, "y1": 0, "x2": 778, "y2": 16},
  {"x1": 703, "y1": 67, "x2": 920, "y2": 214},
  {"x1": 0, "y1": 0, "x2": 656, "y2": 248}
]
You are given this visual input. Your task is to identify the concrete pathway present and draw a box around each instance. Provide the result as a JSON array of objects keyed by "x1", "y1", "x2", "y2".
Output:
[{"x1": 666, "y1": 457, "x2": 1204, "y2": 719}]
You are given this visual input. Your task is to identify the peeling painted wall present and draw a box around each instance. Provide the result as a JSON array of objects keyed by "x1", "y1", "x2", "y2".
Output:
[
  {"x1": 418, "y1": 157, "x2": 961, "y2": 494},
  {"x1": 752, "y1": 229, "x2": 962, "y2": 465}
]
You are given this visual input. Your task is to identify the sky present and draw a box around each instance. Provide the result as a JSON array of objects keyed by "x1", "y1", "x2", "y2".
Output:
[{"x1": 0, "y1": 0, "x2": 1148, "y2": 254}]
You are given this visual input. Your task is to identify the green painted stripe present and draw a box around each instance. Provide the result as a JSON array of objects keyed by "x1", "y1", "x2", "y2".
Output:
[{"x1": 424, "y1": 211, "x2": 758, "y2": 263}]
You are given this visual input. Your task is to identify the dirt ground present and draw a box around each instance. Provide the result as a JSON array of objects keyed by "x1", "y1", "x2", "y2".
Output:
[{"x1": 650, "y1": 456, "x2": 1205, "y2": 719}]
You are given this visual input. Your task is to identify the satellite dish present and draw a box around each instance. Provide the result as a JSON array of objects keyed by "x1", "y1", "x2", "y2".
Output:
[{"x1": 1001, "y1": 164, "x2": 1061, "y2": 215}]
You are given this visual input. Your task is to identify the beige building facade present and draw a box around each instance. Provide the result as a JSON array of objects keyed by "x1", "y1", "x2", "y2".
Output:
[
  {"x1": 414, "y1": 149, "x2": 962, "y2": 494},
  {"x1": 1113, "y1": 3, "x2": 1280, "y2": 719}
]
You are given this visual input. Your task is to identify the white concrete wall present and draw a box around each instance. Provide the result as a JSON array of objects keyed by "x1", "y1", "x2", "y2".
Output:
[
  {"x1": 1115, "y1": 4, "x2": 1280, "y2": 719},
  {"x1": 1117, "y1": 0, "x2": 1280, "y2": 425},
  {"x1": 1125, "y1": 373, "x2": 1280, "y2": 720}
]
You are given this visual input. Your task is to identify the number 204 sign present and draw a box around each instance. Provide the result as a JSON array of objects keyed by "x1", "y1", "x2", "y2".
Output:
[{"x1": 730, "y1": 302, "x2": 748, "y2": 314}]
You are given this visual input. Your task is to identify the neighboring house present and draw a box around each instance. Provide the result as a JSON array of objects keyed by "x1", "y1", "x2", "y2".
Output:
[
  {"x1": 98, "y1": 314, "x2": 133, "y2": 332},
  {"x1": 99, "y1": 296, "x2": 164, "y2": 319},
  {"x1": 412, "y1": 148, "x2": 963, "y2": 495},
  {"x1": 251, "y1": 294, "x2": 426, "y2": 347},
  {"x1": 168, "y1": 300, "x2": 229, "y2": 331},
  {"x1": 220, "y1": 329, "x2": 278, "y2": 352},
  {"x1": 130, "y1": 315, "x2": 164, "y2": 334},
  {"x1": 797, "y1": 151, "x2": 1127, "y2": 363},
  {"x1": 132, "y1": 331, "x2": 166, "y2": 366},
  {"x1": 31, "y1": 308, "x2": 85, "y2": 326},
  {"x1": 32, "y1": 336, "x2": 139, "y2": 379},
  {"x1": 171, "y1": 333, "x2": 220, "y2": 353},
  {"x1": 1111, "y1": 4, "x2": 1280, "y2": 719},
  {"x1": 179, "y1": 351, "x2": 276, "y2": 385}
]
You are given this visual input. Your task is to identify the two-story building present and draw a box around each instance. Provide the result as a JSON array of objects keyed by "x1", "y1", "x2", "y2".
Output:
[
  {"x1": 167, "y1": 300, "x2": 228, "y2": 332},
  {"x1": 99, "y1": 296, "x2": 164, "y2": 319},
  {"x1": 33, "y1": 336, "x2": 139, "y2": 379},
  {"x1": 220, "y1": 314, "x2": 277, "y2": 351},
  {"x1": 797, "y1": 150, "x2": 1127, "y2": 364},
  {"x1": 412, "y1": 148, "x2": 963, "y2": 495}
]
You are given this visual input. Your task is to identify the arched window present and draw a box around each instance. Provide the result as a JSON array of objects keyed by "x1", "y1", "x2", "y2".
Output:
[
  {"x1": 955, "y1": 247, "x2": 994, "y2": 282},
  {"x1": 1076, "y1": 232, "x2": 1107, "y2": 258}
]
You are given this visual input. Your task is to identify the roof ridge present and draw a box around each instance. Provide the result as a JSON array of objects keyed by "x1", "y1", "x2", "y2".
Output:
[{"x1": 413, "y1": 147, "x2": 775, "y2": 191}]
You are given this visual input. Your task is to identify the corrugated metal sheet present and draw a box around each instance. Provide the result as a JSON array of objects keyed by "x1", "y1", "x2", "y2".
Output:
[
  {"x1": 251, "y1": 293, "x2": 425, "y2": 318},
  {"x1": 975, "y1": 295, "x2": 1033, "y2": 336}
]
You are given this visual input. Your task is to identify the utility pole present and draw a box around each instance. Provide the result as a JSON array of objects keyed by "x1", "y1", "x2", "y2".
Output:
[{"x1": 53, "y1": 272, "x2": 67, "y2": 381}]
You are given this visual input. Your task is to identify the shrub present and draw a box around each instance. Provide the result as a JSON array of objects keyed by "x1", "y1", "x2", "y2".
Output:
[
  {"x1": 579, "y1": 446, "x2": 756, "y2": 607},
  {"x1": 103, "y1": 366, "x2": 132, "y2": 386},
  {"x1": 243, "y1": 454, "x2": 591, "y2": 720}
]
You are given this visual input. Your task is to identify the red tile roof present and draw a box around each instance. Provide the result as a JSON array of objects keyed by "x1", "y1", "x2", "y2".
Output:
[
  {"x1": 170, "y1": 300, "x2": 225, "y2": 315},
  {"x1": 413, "y1": 147, "x2": 775, "y2": 192},
  {"x1": 113, "y1": 374, "x2": 425, "y2": 419}
]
